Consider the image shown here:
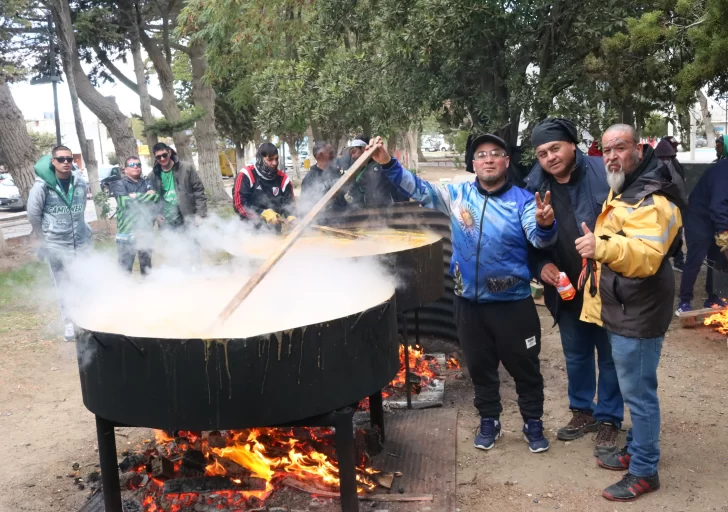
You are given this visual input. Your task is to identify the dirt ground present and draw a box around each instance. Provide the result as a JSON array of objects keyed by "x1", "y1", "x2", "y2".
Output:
[{"x1": 1, "y1": 249, "x2": 728, "y2": 512}]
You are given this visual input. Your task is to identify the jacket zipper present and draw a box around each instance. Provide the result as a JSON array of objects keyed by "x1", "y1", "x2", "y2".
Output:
[{"x1": 474, "y1": 195, "x2": 489, "y2": 300}]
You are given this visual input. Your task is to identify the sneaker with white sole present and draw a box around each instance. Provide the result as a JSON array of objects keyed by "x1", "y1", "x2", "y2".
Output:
[
  {"x1": 474, "y1": 418, "x2": 502, "y2": 451},
  {"x1": 63, "y1": 323, "x2": 76, "y2": 342},
  {"x1": 523, "y1": 419, "x2": 550, "y2": 453},
  {"x1": 675, "y1": 302, "x2": 692, "y2": 317}
]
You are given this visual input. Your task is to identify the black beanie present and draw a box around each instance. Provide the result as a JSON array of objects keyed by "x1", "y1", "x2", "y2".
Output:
[{"x1": 531, "y1": 118, "x2": 579, "y2": 148}]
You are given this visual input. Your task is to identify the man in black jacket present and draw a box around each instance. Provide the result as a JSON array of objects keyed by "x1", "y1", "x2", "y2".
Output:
[
  {"x1": 147, "y1": 143, "x2": 207, "y2": 229},
  {"x1": 300, "y1": 142, "x2": 347, "y2": 214},
  {"x1": 233, "y1": 142, "x2": 296, "y2": 228},
  {"x1": 110, "y1": 156, "x2": 159, "y2": 274},
  {"x1": 525, "y1": 118, "x2": 623, "y2": 457}
]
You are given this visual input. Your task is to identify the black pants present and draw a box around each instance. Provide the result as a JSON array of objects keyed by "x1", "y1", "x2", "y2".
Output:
[
  {"x1": 455, "y1": 296, "x2": 544, "y2": 422},
  {"x1": 679, "y1": 228, "x2": 721, "y2": 303},
  {"x1": 117, "y1": 240, "x2": 152, "y2": 275}
]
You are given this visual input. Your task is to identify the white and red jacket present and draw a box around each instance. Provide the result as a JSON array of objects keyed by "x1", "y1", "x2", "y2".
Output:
[{"x1": 233, "y1": 165, "x2": 295, "y2": 221}]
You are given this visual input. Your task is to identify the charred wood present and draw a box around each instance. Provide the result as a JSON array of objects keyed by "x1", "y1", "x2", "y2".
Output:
[{"x1": 163, "y1": 475, "x2": 266, "y2": 494}]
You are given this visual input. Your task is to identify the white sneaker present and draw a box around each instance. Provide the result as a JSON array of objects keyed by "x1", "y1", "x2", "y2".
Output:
[{"x1": 64, "y1": 323, "x2": 76, "y2": 342}]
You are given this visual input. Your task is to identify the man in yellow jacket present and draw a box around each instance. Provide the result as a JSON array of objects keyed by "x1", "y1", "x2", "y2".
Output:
[{"x1": 575, "y1": 124, "x2": 686, "y2": 502}]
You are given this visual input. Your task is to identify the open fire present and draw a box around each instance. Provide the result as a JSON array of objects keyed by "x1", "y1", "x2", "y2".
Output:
[
  {"x1": 704, "y1": 308, "x2": 728, "y2": 334},
  {"x1": 122, "y1": 427, "x2": 378, "y2": 511},
  {"x1": 118, "y1": 347, "x2": 460, "y2": 511}
]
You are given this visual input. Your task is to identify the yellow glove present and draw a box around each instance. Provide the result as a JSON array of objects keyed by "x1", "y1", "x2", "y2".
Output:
[
  {"x1": 716, "y1": 231, "x2": 728, "y2": 252},
  {"x1": 261, "y1": 209, "x2": 281, "y2": 225},
  {"x1": 286, "y1": 216, "x2": 297, "y2": 223}
]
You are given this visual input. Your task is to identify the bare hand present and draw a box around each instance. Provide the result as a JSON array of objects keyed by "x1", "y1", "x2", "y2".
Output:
[
  {"x1": 366, "y1": 136, "x2": 392, "y2": 165},
  {"x1": 129, "y1": 193, "x2": 137, "y2": 199},
  {"x1": 535, "y1": 191, "x2": 554, "y2": 227},
  {"x1": 575, "y1": 222, "x2": 596, "y2": 259},
  {"x1": 145, "y1": 190, "x2": 156, "y2": 196},
  {"x1": 540, "y1": 263, "x2": 561, "y2": 287}
]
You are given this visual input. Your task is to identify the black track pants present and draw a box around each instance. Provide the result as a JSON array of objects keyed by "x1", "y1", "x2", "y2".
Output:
[{"x1": 455, "y1": 296, "x2": 544, "y2": 422}]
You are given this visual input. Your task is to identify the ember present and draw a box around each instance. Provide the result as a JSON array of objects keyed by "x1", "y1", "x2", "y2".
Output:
[{"x1": 123, "y1": 428, "x2": 378, "y2": 511}]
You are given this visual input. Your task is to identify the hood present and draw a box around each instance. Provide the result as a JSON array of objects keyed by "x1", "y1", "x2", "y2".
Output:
[
  {"x1": 654, "y1": 138, "x2": 677, "y2": 158},
  {"x1": 33, "y1": 154, "x2": 58, "y2": 188},
  {"x1": 618, "y1": 145, "x2": 688, "y2": 210}
]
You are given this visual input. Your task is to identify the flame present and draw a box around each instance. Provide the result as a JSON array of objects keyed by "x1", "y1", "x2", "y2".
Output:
[
  {"x1": 135, "y1": 427, "x2": 376, "y2": 511},
  {"x1": 705, "y1": 308, "x2": 728, "y2": 334}
]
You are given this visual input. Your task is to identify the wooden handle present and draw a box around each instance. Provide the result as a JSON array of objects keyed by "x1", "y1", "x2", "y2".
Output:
[{"x1": 217, "y1": 146, "x2": 378, "y2": 324}]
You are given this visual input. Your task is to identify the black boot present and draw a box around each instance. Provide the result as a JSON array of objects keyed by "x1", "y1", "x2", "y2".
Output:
[{"x1": 602, "y1": 472, "x2": 660, "y2": 502}]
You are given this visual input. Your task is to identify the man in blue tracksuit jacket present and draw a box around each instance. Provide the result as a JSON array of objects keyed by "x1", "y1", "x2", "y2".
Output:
[{"x1": 367, "y1": 133, "x2": 558, "y2": 454}]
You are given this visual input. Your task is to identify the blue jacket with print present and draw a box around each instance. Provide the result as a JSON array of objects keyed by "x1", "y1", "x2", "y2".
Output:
[{"x1": 381, "y1": 159, "x2": 557, "y2": 302}]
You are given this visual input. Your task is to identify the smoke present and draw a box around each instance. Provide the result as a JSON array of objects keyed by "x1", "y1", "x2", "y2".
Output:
[{"x1": 50, "y1": 214, "x2": 413, "y2": 357}]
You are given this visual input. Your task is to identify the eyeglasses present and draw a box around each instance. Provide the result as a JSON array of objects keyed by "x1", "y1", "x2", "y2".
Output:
[
  {"x1": 126, "y1": 162, "x2": 142, "y2": 168},
  {"x1": 474, "y1": 150, "x2": 507, "y2": 161},
  {"x1": 155, "y1": 153, "x2": 170, "y2": 161},
  {"x1": 54, "y1": 157, "x2": 73, "y2": 164}
]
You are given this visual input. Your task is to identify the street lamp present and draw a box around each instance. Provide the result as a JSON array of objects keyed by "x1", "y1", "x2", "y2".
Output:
[{"x1": 29, "y1": 13, "x2": 61, "y2": 148}]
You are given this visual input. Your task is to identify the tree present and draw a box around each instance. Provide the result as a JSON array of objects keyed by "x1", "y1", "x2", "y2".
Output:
[
  {"x1": 0, "y1": 79, "x2": 38, "y2": 203},
  {"x1": 28, "y1": 130, "x2": 58, "y2": 154}
]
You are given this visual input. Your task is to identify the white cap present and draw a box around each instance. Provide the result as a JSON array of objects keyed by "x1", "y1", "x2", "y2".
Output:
[{"x1": 349, "y1": 139, "x2": 367, "y2": 148}]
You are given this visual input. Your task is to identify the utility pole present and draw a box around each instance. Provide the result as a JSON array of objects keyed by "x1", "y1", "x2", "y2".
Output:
[{"x1": 30, "y1": 13, "x2": 62, "y2": 147}]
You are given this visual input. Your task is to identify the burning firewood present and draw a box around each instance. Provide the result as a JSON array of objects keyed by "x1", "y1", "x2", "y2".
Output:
[
  {"x1": 162, "y1": 475, "x2": 267, "y2": 494},
  {"x1": 150, "y1": 456, "x2": 175, "y2": 480},
  {"x1": 118, "y1": 454, "x2": 148, "y2": 473}
]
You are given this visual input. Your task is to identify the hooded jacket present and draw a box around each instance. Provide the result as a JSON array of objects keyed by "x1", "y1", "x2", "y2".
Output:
[
  {"x1": 233, "y1": 164, "x2": 295, "y2": 222},
  {"x1": 381, "y1": 158, "x2": 557, "y2": 303},
  {"x1": 146, "y1": 153, "x2": 208, "y2": 220},
  {"x1": 581, "y1": 146, "x2": 687, "y2": 338},
  {"x1": 27, "y1": 155, "x2": 93, "y2": 256},
  {"x1": 524, "y1": 149, "x2": 610, "y2": 322}
]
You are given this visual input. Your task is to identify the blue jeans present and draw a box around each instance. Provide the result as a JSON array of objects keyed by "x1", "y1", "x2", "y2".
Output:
[
  {"x1": 609, "y1": 333, "x2": 664, "y2": 477},
  {"x1": 558, "y1": 309, "x2": 623, "y2": 426}
]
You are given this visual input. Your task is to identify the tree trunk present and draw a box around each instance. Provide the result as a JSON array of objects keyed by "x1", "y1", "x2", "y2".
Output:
[
  {"x1": 306, "y1": 125, "x2": 315, "y2": 158},
  {"x1": 128, "y1": 3, "x2": 158, "y2": 150},
  {"x1": 0, "y1": 225, "x2": 9, "y2": 257},
  {"x1": 387, "y1": 134, "x2": 398, "y2": 155},
  {"x1": 138, "y1": 27, "x2": 191, "y2": 163},
  {"x1": 189, "y1": 40, "x2": 226, "y2": 201},
  {"x1": 698, "y1": 90, "x2": 716, "y2": 148},
  {"x1": 284, "y1": 136, "x2": 301, "y2": 180},
  {"x1": 404, "y1": 129, "x2": 419, "y2": 171},
  {"x1": 234, "y1": 141, "x2": 245, "y2": 174},
  {"x1": 85, "y1": 139, "x2": 109, "y2": 232},
  {"x1": 50, "y1": 0, "x2": 138, "y2": 166},
  {"x1": 0, "y1": 80, "x2": 37, "y2": 203}
]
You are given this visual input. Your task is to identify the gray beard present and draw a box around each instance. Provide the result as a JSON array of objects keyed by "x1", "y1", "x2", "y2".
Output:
[{"x1": 607, "y1": 170, "x2": 625, "y2": 194}]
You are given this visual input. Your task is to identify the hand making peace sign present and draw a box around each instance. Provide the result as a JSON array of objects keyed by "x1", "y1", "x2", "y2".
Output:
[{"x1": 534, "y1": 191, "x2": 554, "y2": 228}]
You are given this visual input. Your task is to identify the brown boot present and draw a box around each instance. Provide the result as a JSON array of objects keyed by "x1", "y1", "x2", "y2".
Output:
[
  {"x1": 557, "y1": 410, "x2": 598, "y2": 441},
  {"x1": 594, "y1": 422, "x2": 620, "y2": 456}
]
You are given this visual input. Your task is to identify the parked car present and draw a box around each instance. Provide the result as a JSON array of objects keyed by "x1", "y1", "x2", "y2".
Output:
[
  {"x1": 696, "y1": 137, "x2": 708, "y2": 148},
  {"x1": 0, "y1": 174, "x2": 24, "y2": 210},
  {"x1": 99, "y1": 165, "x2": 121, "y2": 195}
]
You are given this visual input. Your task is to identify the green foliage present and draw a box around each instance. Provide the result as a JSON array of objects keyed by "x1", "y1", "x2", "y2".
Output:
[
  {"x1": 642, "y1": 113, "x2": 669, "y2": 138},
  {"x1": 145, "y1": 108, "x2": 205, "y2": 137},
  {"x1": 106, "y1": 152, "x2": 119, "y2": 165},
  {"x1": 28, "y1": 130, "x2": 57, "y2": 155},
  {"x1": 93, "y1": 190, "x2": 112, "y2": 221}
]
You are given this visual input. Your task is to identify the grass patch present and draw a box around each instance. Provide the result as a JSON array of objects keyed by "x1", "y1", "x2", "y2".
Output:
[{"x1": 0, "y1": 261, "x2": 48, "y2": 308}]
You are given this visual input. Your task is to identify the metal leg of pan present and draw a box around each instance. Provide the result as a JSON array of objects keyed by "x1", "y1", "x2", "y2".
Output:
[
  {"x1": 415, "y1": 309, "x2": 420, "y2": 346},
  {"x1": 334, "y1": 407, "x2": 359, "y2": 512},
  {"x1": 401, "y1": 313, "x2": 412, "y2": 409},
  {"x1": 369, "y1": 390, "x2": 385, "y2": 442},
  {"x1": 95, "y1": 415, "x2": 123, "y2": 512}
]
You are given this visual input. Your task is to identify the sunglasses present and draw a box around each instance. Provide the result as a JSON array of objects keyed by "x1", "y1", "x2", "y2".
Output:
[
  {"x1": 126, "y1": 162, "x2": 142, "y2": 168},
  {"x1": 54, "y1": 157, "x2": 73, "y2": 164},
  {"x1": 155, "y1": 153, "x2": 170, "y2": 161}
]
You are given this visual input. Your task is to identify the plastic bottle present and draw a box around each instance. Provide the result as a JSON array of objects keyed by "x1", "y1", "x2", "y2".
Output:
[{"x1": 557, "y1": 272, "x2": 576, "y2": 301}]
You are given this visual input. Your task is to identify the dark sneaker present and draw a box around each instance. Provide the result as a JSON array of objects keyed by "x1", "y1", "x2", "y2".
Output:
[
  {"x1": 597, "y1": 446, "x2": 631, "y2": 471},
  {"x1": 594, "y1": 422, "x2": 620, "y2": 456},
  {"x1": 474, "y1": 418, "x2": 502, "y2": 451},
  {"x1": 672, "y1": 261, "x2": 683, "y2": 272},
  {"x1": 675, "y1": 302, "x2": 692, "y2": 317},
  {"x1": 522, "y1": 419, "x2": 549, "y2": 453},
  {"x1": 557, "y1": 410, "x2": 597, "y2": 441},
  {"x1": 704, "y1": 295, "x2": 728, "y2": 309},
  {"x1": 602, "y1": 472, "x2": 660, "y2": 502}
]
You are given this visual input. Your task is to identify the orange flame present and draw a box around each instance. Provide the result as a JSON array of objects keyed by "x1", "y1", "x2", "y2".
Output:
[{"x1": 705, "y1": 308, "x2": 728, "y2": 334}]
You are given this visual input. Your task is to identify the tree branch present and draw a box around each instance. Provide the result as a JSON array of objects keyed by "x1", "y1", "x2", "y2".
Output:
[
  {"x1": 168, "y1": 41, "x2": 189, "y2": 54},
  {"x1": 93, "y1": 45, "x2": 164, "y2": 112}
]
